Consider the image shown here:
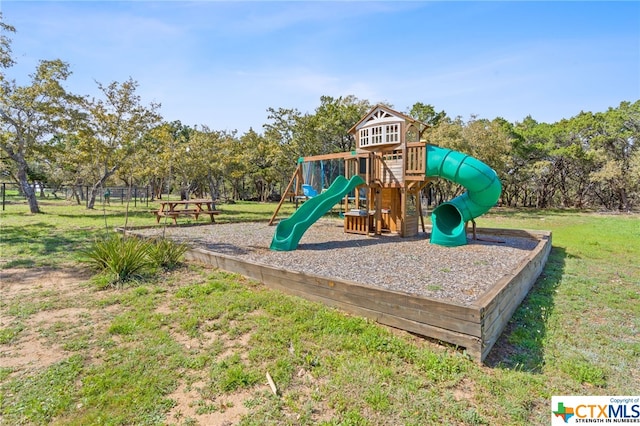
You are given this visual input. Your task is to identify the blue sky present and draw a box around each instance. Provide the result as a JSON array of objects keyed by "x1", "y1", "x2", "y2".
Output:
[{"x1": 2, "y1": 1, "x2": 639, "y2": 133}]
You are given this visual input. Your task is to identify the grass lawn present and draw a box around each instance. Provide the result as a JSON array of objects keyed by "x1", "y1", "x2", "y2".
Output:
[{"x1": 0, "y1": 198, "x2": 638, "y2": 425}]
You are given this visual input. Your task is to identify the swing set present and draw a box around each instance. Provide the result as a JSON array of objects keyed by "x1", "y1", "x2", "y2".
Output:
[{"x1": 268, "y1": 152, "x2": 365, "y2": 225}]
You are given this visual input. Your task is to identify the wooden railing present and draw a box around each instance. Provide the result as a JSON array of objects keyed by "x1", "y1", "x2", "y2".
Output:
[
  {"x1": 406, "y1": 143, "x2": 426, "y2": 176},
  {"x1": 355, "y1": 143, "x2": 427, "y2": 186}
]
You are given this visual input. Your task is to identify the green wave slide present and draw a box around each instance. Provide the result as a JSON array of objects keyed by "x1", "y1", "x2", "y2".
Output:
[
  {"x1": 426, "y1": 144, "x2": 502, "y2": 247},
  {"x1": 270, "y1": 175, "x2": 365, "y2": 251}
]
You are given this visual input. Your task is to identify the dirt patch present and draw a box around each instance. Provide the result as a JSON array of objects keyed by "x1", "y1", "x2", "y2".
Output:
[
  {"x1": 166, "y1": 381, "x2": 252, "y2": 426},
  {"x1": 0, "y1": 331, "x2": 69, "y2": 370},
  {"x1": 0, "y1": 267, "x2": 95, "y2": 372},
  {"x1": 452, "y1": 377, "x2": 476, "y2": 402},
  {"x1": 0, "y1": 266, "x2": 93, "y2": 294},
  {"x1": 0, "y1": 266, "x2": 265, "y2": 425}
]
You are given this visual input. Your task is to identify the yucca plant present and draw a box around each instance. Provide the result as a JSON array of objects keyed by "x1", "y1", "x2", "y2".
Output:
[
  {"x1": 146, "y1": 237, "x2": 188, "y2": 270},
  {"x1": 81, "y1": 233, "x2": 155, "y2": 286}
]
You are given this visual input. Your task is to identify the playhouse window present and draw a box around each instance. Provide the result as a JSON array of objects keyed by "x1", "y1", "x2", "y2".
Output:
[
  {"x1": 360, "y1": 128, "x2": 369, "y2": 146},
  {"x1": 359, "y1": 123, "x2": 401, "y2": 148},
  {"x1": 372, "y1": 126, "x2": 383, "y2": 144},
  {"x1": 385, "y1": 124, "x2": 399, "y2": 143}
]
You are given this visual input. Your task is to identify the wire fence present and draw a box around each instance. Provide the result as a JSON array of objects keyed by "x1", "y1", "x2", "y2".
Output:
[{"x1": 0, "y1": 183, "x2": 151, "y2": 211}]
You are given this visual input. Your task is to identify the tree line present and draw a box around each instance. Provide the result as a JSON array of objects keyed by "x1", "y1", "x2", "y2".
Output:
[{"x1": 1, "y1": 16, "x2": 639, "y2": 214}]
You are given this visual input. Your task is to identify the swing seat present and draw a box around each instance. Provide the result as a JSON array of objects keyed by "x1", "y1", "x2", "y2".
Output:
[{"x1": 302, "y1": 184, "x2": 318, "y2": 198}]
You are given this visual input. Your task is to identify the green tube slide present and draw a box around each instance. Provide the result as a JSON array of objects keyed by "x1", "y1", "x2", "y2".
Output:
[
  {"x1": 270, "y1": 175, "x2": 365, "y2": 251},
  {"x1": 426, "y1": 144, "x2": 502, "y2": 247}
]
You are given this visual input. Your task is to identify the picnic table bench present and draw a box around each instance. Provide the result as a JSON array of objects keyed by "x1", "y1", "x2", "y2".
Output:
[{"x1": 154, "y1": 199, "x2": 220, "y2": 225}]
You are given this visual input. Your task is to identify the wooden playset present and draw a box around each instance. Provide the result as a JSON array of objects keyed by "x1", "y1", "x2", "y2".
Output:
[
  {"x1": 270, "y1": 103, "x2": 501, "y2": 251},
  {"x1": 269, "y1": 104, "x2": 433, "y2": 238}
]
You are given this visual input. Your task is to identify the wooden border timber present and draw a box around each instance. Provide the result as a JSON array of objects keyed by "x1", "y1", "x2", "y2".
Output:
[
  {"x1": 183, "y1": 227, "x2": 552, "y2": 363},
  {"x1": 471, "y1": 228, "x2": 552, "y2": 361}
]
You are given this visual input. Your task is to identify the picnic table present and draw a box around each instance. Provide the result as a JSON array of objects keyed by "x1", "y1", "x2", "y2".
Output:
[{"x1": 154, "y1": 199, "x2": 220, "y2": 225}]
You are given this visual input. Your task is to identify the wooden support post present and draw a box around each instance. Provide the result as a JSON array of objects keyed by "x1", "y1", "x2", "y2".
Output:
[
  {"x1": 375, "y1": 186, "x2": 382, "y2": 235},
  {"x1": 400, "y1": 187, "x2": 406, "y2": 237},
  {"x1": 415, "y1": 179, "x2": 431, "y2": 234},
  {"x1": 269, "y1": 164, "x2": 301, "y2": 226},
  {"x1": 418, "y1": 191, "x2": 426, "y2": 233}
]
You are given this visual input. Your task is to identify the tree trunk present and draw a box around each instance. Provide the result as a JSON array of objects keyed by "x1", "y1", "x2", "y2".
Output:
[
  {"x1": 207, "y1": 171, "x2": 220, "y2": 202},
  {"x1": 87, "y1": 165, "x2": 118, "y2": 209},
  {"x1": 87, "y1": 185, "x2": 99, "y2": 209},
  {"x1": 619, "y1": 187, "x2": 630, "y2": 211},
  {"x1": 16, "y1": 159, "x2": 40, "y2": 213},
  {"x1": 72, "y1": 187, "x2": 81, "y2": 205}
]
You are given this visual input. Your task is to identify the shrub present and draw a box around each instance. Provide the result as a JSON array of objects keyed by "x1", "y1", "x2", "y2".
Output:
[
  {"x1": 146, "y1": 237, "x2": 188, "y2": 270},
  {"x1": 81, "y1": 234, "x2": 155, "y2": 286},
  {"x1": 81, "y1": 234, "x2": 188, "y2": 287}
]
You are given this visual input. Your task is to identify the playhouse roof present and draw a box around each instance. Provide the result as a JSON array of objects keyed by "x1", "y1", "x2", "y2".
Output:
[{"x1": 347, "y1": 104, "x2": 429, "y2": 136}]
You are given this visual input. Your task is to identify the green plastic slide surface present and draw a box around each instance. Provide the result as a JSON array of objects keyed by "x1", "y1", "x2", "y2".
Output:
[
  {"x1": 426, "y1": 145, "x2": 502, "y2": 247},
  {"x1": 270, "y1": 175, "x2": 365, "y2": 251}
]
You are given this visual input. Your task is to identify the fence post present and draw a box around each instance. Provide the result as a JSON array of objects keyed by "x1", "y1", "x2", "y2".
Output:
[{"x1": 2, "y1": 183, "x2": 5, "y2": 211}]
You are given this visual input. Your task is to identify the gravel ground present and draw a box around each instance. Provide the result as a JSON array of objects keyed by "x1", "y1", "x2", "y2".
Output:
[{"x1": 134, "y1": 219, "x2": 539, "y2": 306}]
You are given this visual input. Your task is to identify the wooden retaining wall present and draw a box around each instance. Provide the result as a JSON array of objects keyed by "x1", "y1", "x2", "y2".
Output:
[
  {"x1": 184, "y1": 227, "x2": 552, "y2": 362},
  {"x1": 472, "y1": 228, "x2": 552, "y2": 361}
]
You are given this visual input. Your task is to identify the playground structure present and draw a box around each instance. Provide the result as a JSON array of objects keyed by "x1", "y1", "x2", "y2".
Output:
[
  {"x1": 269, "y1": 104, "x2": 501, "y2": 250},
  {"x1": 163, "y1": 104, "x2": 550, "y2": 362}
]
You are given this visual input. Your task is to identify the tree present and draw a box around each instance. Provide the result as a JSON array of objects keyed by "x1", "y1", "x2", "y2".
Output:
[
  {"x1": 264, "y1": 96, "x2": 372, "y2": 196},
  {"x1": 263, "y1": 107, "x2": 305, "y2": 193},
  {"x1": 511, "y1": 117, "x2": 563, "y2": 208},
  {"x1": 423, "y1": 117, "x2": 466, "y2": 203},
  {"x1": 137, "y1": 121, "x2": 185, "y2": 200},
  {"x1": 407, "y1": 102, "x2": 447, "y2": 128},
  {"x1": 1, "y1": 48, "x2": 79, "y2": 213},
  {"x1": 80, "y1": 78, "x2": 161, "y2": 209},
  {"x1": 0, "y1": 15, "x2": 15, "y2": 70},
  {"x1": 43, "y1": 134, "x2": 85, "y2": 201},
  {"x1": 542, "y1": 117, "x2": 596, "y2": 208},
  {"x1": 458, "y1": 117, "x2": 511, "y2": 173},
  {"x1": 313, "y1": 95, "x2": 371, "y2": 153},
  {"x1": 496, "y1": 118, "x2": 533, "y2": 207},
  {"x1": 241, "y1": 128, "x2": 279, "y2": 201},
  {"x1": 182, "y1": 125, "x2": 235, "y2": 201},
  {"x1": 155, "y1": 121, "x2": 194, "y2": 200},
  {"x1": 582, "y1": 102, "x2": 640, "y2": 211},
  {"x1": 220, "y1": 130, "x2": 247, "y2": 200}
]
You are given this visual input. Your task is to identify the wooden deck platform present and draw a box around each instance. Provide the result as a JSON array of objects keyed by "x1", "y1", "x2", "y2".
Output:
[{"x1": 183, "y1": 227, "x2": 551, "y2": 363}]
